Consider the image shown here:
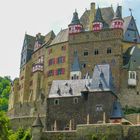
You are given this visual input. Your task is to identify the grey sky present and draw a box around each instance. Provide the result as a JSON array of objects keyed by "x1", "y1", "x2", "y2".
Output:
[{"x1": 0, "y1": 0, "x2": 139, "y2": 80}]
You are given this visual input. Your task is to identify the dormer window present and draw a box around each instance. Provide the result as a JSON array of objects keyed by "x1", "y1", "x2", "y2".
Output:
[
  {"x1": 99, "y1": 81, "x2": 103, "y2": 89},
  {"x1": 69, "y1": 87, "x2": 73, "y2": 95},
  {"x1": 100, "y1": 71, "x2": 104, "y2": 78},
  {"x1": 57, "y1": 87, "x2": 61, "y2": 96}
]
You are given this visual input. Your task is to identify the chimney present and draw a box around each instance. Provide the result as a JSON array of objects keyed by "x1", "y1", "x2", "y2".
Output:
[{"x1": 89, "y1": 2, "x2": 96, "y2": 30}]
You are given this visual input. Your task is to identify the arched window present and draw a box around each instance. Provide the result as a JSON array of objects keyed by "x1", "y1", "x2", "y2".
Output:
[
  {"x1": 132, "y1": 73, "x2": 136, "y2": 79},
  {"x1": 129, "y1": 72, "x2": 136, "y2": 79},
  {"x1": 73, "y1": 97, "x2": 78, "y2": 104},
  {"x1": 130, "y1": 72, "x2": 133, "y2": 79}
]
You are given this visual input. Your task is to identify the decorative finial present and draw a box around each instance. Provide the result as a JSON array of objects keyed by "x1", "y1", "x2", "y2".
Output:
[{"x1": 129, "y1": 8, "x2": 133, "y2": 16}]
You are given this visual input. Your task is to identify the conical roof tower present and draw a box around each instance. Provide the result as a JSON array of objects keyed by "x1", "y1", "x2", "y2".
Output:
[{"x1": 68, "y1": 10, "x2": 83, "y2": 34}]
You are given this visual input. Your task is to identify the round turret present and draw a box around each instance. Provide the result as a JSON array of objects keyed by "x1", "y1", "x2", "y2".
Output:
[
  {"x1": 111, "y1": 6, "x2": 124, "y2": 29},
  {"x1": 93, "y1": 7, "x2": 104, "y2": 31},
  {"x1": 68, "y1": 10, "x2": 83, "y2": 34}
]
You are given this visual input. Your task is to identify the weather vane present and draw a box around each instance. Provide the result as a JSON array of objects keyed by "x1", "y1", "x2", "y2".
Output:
[{"x1": 129, "y1": 8, "x2": 133, "y2": 16}]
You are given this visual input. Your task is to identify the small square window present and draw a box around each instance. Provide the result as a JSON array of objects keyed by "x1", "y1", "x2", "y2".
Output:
[
  {"x1": 54, "y1": 99, "x2": 59, "y2": 105},
  {"x1": 84, "y1": 51, "x2": 89, "y2": 56},
  {"x1": 107, "y1": 48, "x2": 111, "y2": 54},
  {"x1": 82, "y1": 63, "x2": 86, "y2": 68},
  {"x1": 61, "y1": 46, "x2": 66, "y2": 51},
  {"x1": 96, "y1": 104, "x2": 103, "y2": 112}
]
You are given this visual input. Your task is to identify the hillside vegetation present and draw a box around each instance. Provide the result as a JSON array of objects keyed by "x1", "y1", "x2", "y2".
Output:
[{"x1": 0, "y1": 76, "x2": 11, "y2": 111}]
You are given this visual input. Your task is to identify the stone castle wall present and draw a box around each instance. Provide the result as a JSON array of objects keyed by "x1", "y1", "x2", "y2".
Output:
[
  {"x1": 10, "y1": 116, "x2": 45, "y2": 130},
  {"x1": 40, "y1": 124, "x2": 140, "y2": 140}
]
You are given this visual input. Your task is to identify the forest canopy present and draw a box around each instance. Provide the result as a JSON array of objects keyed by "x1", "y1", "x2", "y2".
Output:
[{"x1": 0, "y1": 76, "x2": 11, "y2": 111}]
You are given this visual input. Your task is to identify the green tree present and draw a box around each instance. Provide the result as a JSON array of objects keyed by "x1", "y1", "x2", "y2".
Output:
[
  {"x1": 0, "y1": 76, "x2": 11, "y2": 111},
  {"x1": 8, "y1": 128, "x2": 31, "y2": 140},
  {"x1": 0, "y1": 111, "x2": 9, "y2": 140}
]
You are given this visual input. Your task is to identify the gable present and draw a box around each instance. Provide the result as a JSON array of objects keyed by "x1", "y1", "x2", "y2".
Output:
[{"x1": 124, "y1": 16, "x2": 140, "y2": 43}]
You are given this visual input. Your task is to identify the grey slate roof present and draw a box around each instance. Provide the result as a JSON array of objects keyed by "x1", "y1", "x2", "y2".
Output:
[
  {"x1": 49, "y1": 80, "x2": 87, "y2": 98},
  {"x1": 44, "y1": 30, "x2": 56, "y2": 46},
  {"x1": 22, "y1": 34, "x2": 35, "y2": 51},
  {"x1": 123, "y1": 16, "x2": 132, "y2": 34},
  {"x1": 50, "y1": 29, "x2": 68, "y2": 46},
  {"x1": 90, "y1": 64, "x2": 115, "y2": 92},
  {"x1": 110, "y1": 100, "x2": 124, "y2": 119},
  {"x1": 113, "y1": 6, "x2": 122, "y2": 20},
  {"x1": 123, "y1": 46, "x2": 140, "y2": 70},
  {"x1": 49, "y1": 64, "x2": 115, "y2": 98},
  {"x1": 80, "y1": 7, "x2": 114, "y2": 30},
  {"x1": 69, "y1": 11, "x2": 81, "y2": 25},
  {"x1": 80, "y1": 10, "x2": 90, "y2": 31},
  {"x1": 71, "y1": 52, "x2": 81, "y2": 71},
  {"x1": 32, "y1": 115, "x2": 43, "y2": 127},
  {"x1": 94, "y1": 7, "x2": 104, "y2": 23}
]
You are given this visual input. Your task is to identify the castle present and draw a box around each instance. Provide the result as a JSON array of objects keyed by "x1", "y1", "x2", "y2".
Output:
[{"x1": 8, "y1": 2, "x2": 140, "y2": 140}]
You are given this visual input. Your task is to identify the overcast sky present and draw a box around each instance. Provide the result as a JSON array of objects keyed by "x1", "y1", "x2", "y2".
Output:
[{"x1": 0, "y1": 0, "x2": 139, "y2": 80}]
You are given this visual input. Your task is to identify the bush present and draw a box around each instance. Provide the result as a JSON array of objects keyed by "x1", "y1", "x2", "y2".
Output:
[{"x1": 8, "y1": 128, "x2": 31, "y2": 140}]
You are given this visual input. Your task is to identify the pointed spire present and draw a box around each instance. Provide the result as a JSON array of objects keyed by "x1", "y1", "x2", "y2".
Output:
[
  {"x1": 110, "y1": 100, "x2": 124, "y2": 119},
  {"x1": 70, "y1": 10, "x2": 81, "y2": 25},
  {"x1": 111, "y1": 5, "x2": 123, "y2": 29},
  {"x1": 71, "y1": 51, "x2": 80, "y2": 72},
  {"x1": 32, "y1": 114, "x2": 43, "y2": 127},
  {"x1": 94, "y1": 7, "x2": 104, "y2": 23},
  {"x1": 69, "y1": 10, "x2": 83, "y2": 34},
  {"x1": 113, "y1": 6, "x2": 122, "y2": 20}
]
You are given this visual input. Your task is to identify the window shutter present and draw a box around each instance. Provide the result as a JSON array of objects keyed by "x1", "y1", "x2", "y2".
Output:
[
  {"x1": 48, "y1": 60, "x2": 50, "y2": 66},
  {"x1": 55, "y1": 58, "x2": 58, "y2": 64},
  {"x1": 62, "y1": 68, "x2": 65, "y2": 74},
  {"x1": 53, "y1": 58, "x2": 55, "y2": 65},
  {"x1": 63, "y1": 56, "x2": 65, "y2": 63},
  {"x1": 54, "y1": 70, "x2": 57, "y2": 75}
]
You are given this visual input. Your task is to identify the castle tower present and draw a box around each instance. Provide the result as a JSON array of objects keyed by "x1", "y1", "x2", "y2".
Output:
[
  {"x1": 93, "y1": 7, "x2": 104, "y2": 31},
  {"x1": 20, "y1": 33, "x2": 35, "y2": 68},
  {"x1": 68, "y1": 10, "x2": 83, "y2": 34},
  {"x1": 70, "y1": 51, "x2": 81, "y2": 80},
  {"x1": 111, "y1": 6, "x2": 124, "y2": 29}
]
